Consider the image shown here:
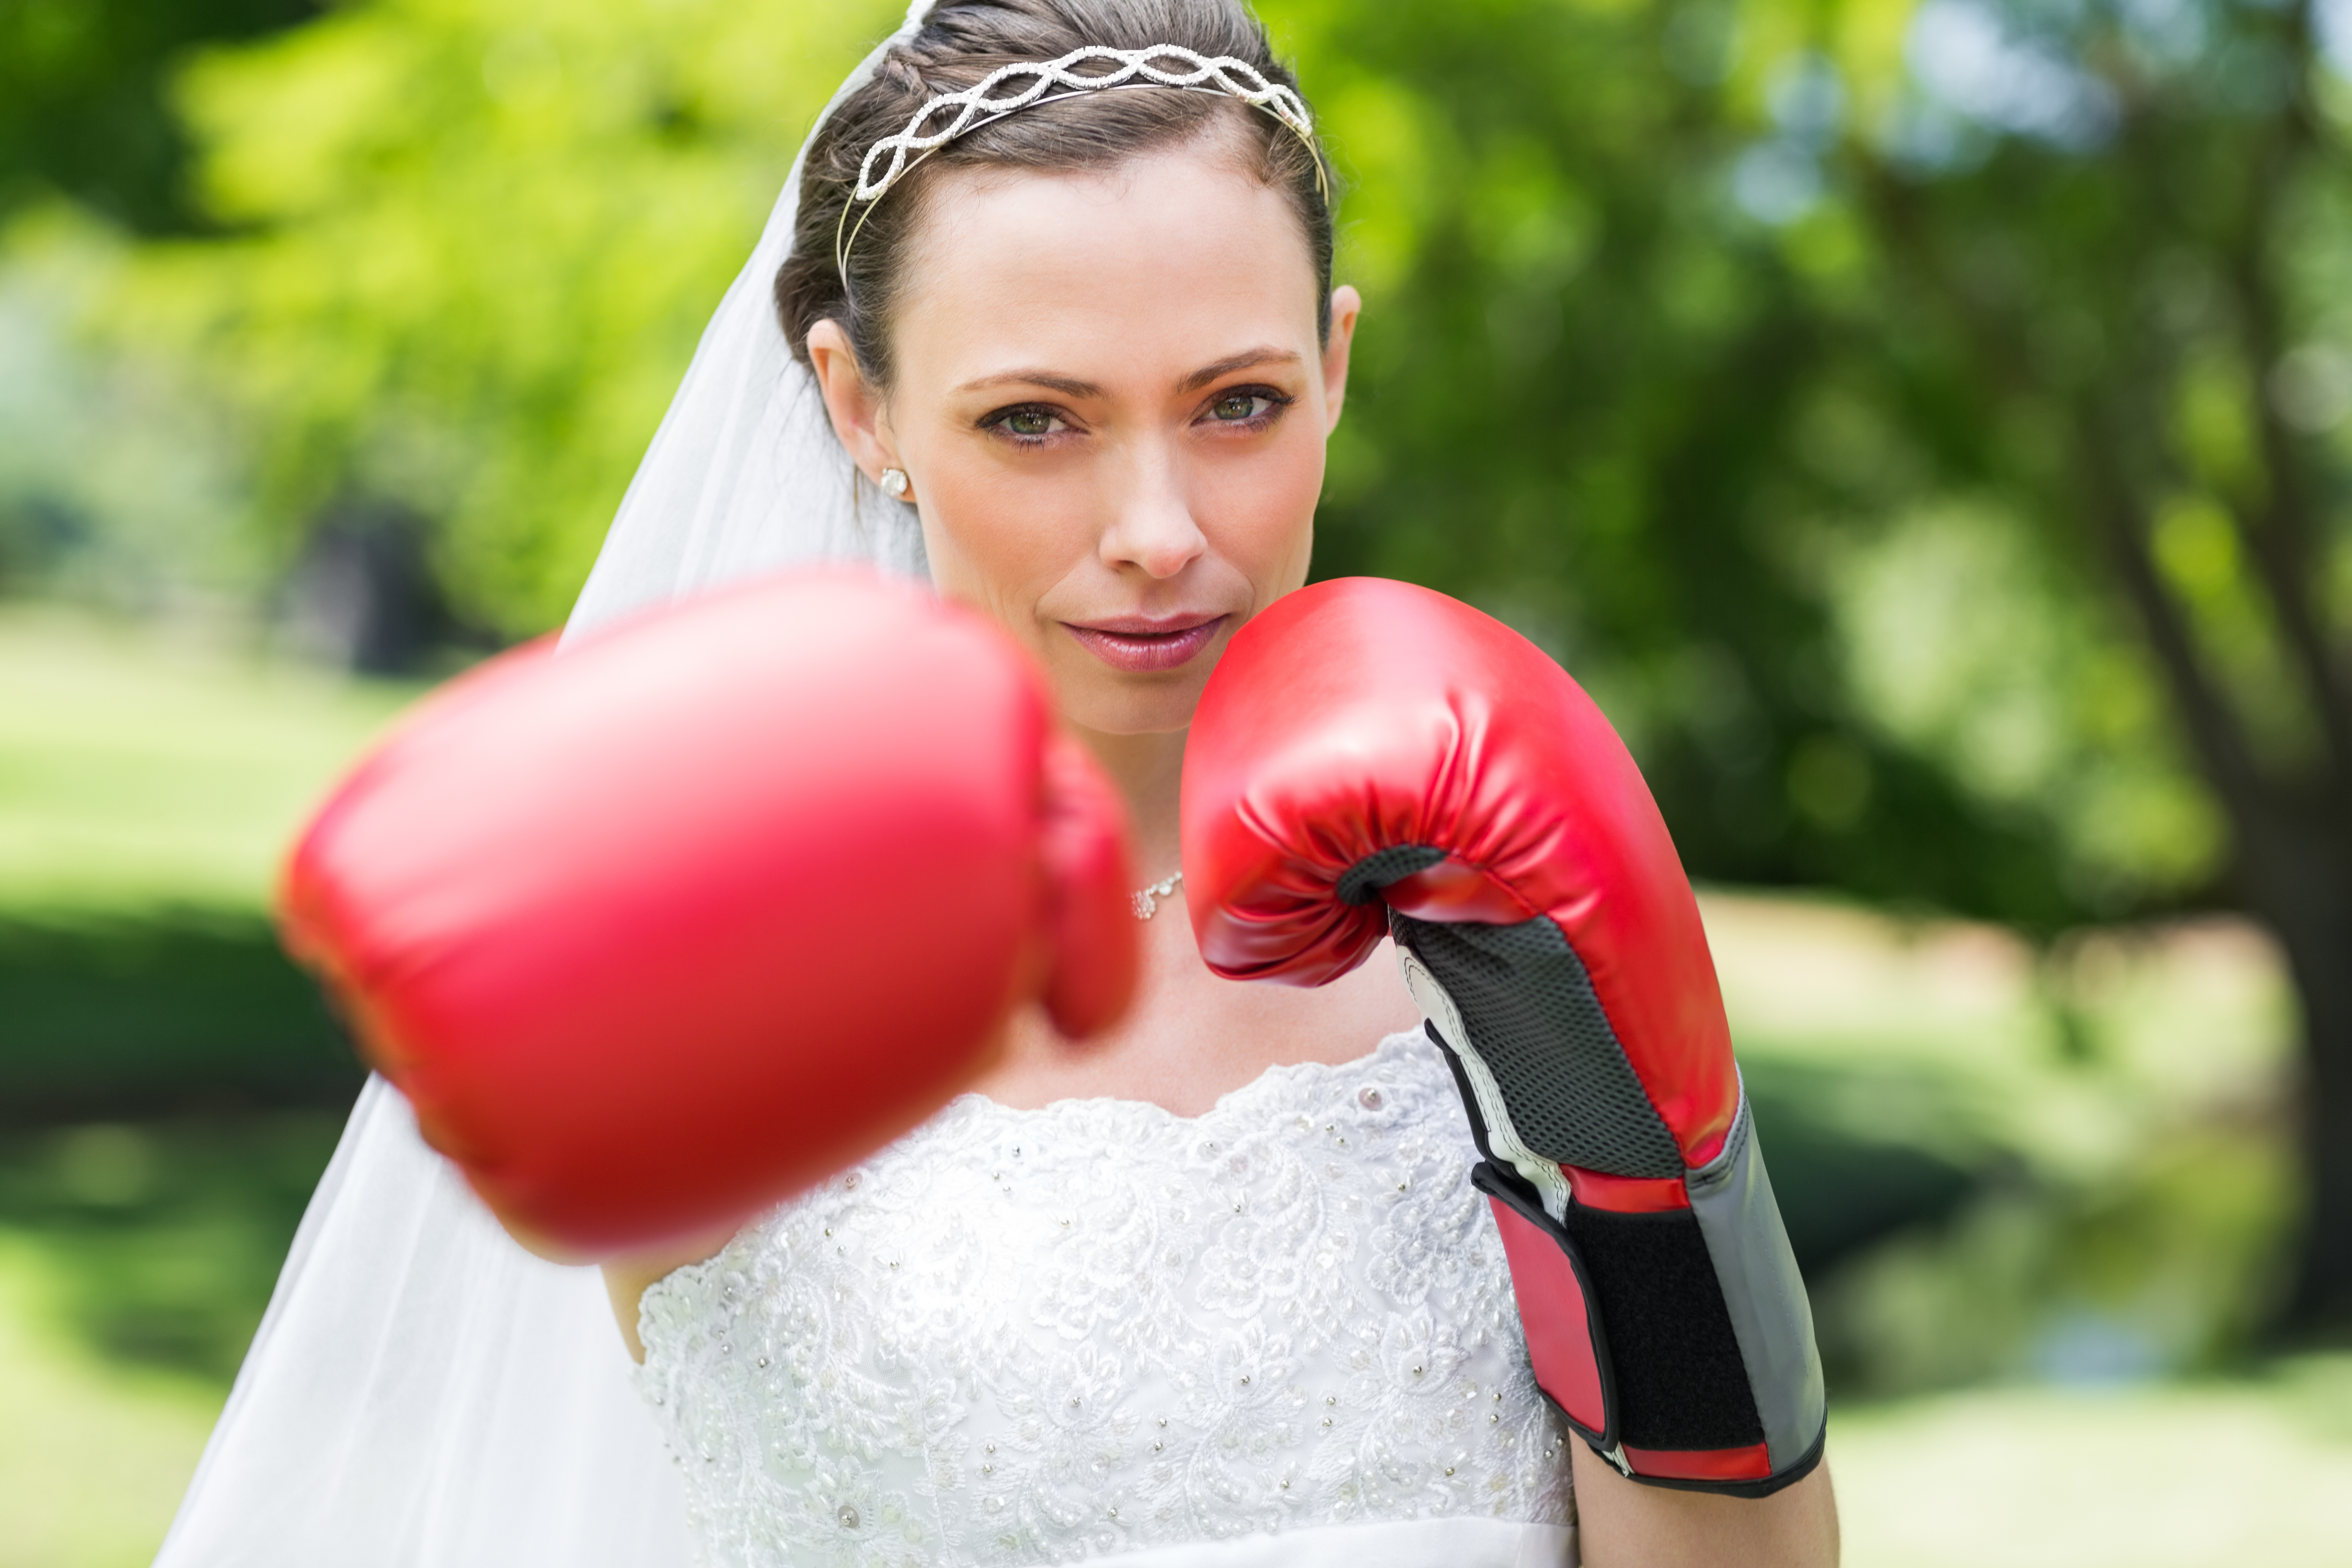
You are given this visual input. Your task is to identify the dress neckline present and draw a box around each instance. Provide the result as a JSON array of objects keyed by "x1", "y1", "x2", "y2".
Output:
[{"x1": 947, "y1": 1027, "x2": 1426, "y2": 1130}]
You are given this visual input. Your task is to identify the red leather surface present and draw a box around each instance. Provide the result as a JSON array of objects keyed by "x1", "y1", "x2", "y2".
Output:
[
  {"x1": 1621, "y1": 1442, "x2": 1775, "y2": 1482},
  {"x1": 1488, "y1": 1198, "x2": 1607, "y2": 1434},
  {"x1": 1035, "y1": 731, "x2": 1140, "y2": 1039},
  {"x1": 281, "y1": 568, "x2": 1136, "y2": 1251},
  {"x1": 1182, "y1": 578, "x2": 1737, "y2": 1165},
  {"x1": 1567, "y1": 1169, "x2": 1693, "y2": 1213}
]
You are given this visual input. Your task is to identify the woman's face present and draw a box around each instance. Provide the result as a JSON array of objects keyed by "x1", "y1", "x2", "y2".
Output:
[{"x1": 812, "y1": 137, "x2": 1360, "y2": 738}]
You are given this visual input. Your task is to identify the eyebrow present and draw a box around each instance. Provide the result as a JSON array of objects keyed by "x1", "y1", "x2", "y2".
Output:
[
  {"x1": 953, "y1": 368, "x2": 1105, "y2": 399},
  {"x1": 952, "y1": 346, "x2": 1304, "y2": 401},
  {"x1": 1177, "y1": 346, "x2": 1303, "y2": 393}
]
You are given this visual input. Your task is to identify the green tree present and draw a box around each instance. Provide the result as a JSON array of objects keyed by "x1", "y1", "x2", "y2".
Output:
[
  {"x1": 0, "y1": 0, "x2": 320, "y2": 230},
  {"x1": 108, "y1": 0, "x2": 906, "y2": 629},
  {"x1": 1821, "y1": 0, "x2": 2352, "y2": 1328},
  {"x1": 96, "y1": 0, "x2": 2352, "y2": 1328},
  {"x1": 1270, "y1": 0, "x2": 2352, "y2": 1330},
  {"x1": 1273, "y1": 0, "x2": 2160, "y2": 931}
]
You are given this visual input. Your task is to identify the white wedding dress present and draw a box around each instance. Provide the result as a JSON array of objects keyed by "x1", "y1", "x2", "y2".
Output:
[{"x1": 631, "y1": 1029, "x2": 1576, "y2": 1567}]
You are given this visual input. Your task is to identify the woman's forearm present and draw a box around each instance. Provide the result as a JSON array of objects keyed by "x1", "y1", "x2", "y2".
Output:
[{"x1": 1570, "y1": 1443, "x2": 1839, "y2": 1568}]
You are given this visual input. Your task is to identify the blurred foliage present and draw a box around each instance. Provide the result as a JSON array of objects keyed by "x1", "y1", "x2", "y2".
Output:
[
  {"x1": 58, "y1": 0, "x2": 2328, "y2": 930},
  {"x1": 1708, "y1": 892, "x2": 2300, "y2": 1388},
  {"x1": 0, "y1": 241, "x2": 464, "y2": 645},
  {"x1": 0, "y1": 0, "x2": 321, "y2": 231},
  {"x1": 0, "y1": 225, "x2": 269, "y2": 609},
  {"x1": 0, "y1": 1115, "x2": 343, "y2": 1383},
  {"x1": 1272, "y1": 0, "x2": 2352, "y2": 933},
  {"x1": 0, "y1": 20, "x2": 2343, "y2": 1555},
  {"x1": 0, "y1": 912, "x2": 361, "y2": 1124},
  {"x1": 83, "y1": 0, "x2": 909, "y2": 632},
  {"x1": 9, "y1": 0, "x2": 2351, "y2": 1315},
  {"x1": 1269, "y1": 0, "x2": 2352, "y2": 1320}
]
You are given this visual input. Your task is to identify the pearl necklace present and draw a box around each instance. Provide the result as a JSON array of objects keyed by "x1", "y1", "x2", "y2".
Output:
[{"x1": 1131, "y1": 871, "x2": 1182, "y2": 921}]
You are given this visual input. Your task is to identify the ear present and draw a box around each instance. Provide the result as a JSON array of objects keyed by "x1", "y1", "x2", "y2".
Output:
[
  {"x1": 1321, "y1": 285, "x2": 1363, "y2": 434},
  {"x1": 807, "y1": 319, "x2": 905, "y2": 489}
]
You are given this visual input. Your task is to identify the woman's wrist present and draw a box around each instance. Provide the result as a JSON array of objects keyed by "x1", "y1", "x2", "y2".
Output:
[{"x1": 1568, "y1": 1441, "x2": 1840, "y2": 1568}]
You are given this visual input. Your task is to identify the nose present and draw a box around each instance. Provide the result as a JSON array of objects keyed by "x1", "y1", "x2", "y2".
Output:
[{"x1": 1098, "y1": 436, "x2": 1207, "y2": 581}]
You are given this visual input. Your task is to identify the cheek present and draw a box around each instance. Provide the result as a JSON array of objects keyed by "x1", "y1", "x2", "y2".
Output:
[
  {"x1": 1198, "y1": 425, "x2": 1323, "y2": 588},
  {"x1": 915, "y1": 459, "x2": 1096, "y2": 622}
]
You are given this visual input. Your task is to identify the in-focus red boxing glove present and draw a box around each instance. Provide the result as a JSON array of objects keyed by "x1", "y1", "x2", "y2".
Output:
[
  {"x1": 281, "y1": 568, "x2": 1136, "y2": 1254},
  {"x1": 1183, "y1": 577, "x2": 1824, "y2": 1497}
]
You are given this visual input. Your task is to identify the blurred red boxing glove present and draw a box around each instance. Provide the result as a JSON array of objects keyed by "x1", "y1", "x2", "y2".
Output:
[
  {"x1": 1183, "y1": 577, "x2": 1824, "y2": 1497},
  {"x1": 281, "y1": 568, "x2": 1136, "y2": 1254}
]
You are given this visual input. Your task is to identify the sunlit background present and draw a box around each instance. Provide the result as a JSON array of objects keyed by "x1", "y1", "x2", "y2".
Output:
[{"x1": 4, "y1": 0, "x2": 2351, "y2": 1562}]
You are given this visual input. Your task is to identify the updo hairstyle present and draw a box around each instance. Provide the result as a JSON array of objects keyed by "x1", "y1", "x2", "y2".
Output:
[{"x1": 775, "y1": 0, "x2": 1334, "y2": 389}]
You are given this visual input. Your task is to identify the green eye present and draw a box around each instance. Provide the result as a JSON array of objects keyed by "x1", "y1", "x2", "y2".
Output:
[
  {"x1": 1005, "y1": 408, "x2": 1056, "y2": 437},
  {"x1": 1211, "y1": 392, "x2": 1263, "y2": 422}
]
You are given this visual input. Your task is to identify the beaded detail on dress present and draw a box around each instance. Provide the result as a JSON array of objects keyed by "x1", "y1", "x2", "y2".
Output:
[{"x1": 633, "y1": 1030, "x2": 1575, "y2": 1567}]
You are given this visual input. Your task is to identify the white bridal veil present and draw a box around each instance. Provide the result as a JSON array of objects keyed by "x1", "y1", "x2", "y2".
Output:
[{"x1": 153, "y1": 5, "x2": 938, "y2": 1561}]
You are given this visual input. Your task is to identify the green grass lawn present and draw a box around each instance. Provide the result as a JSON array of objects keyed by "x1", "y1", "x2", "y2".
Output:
[
  {"x1": 1832, "y1": 1363, "x2": 2352, "y2": 1566},
  {"x1": 0, "y1": 1238, "x2": 223, "y2": 1568},
  {"x1": 0, "y1": 602, "x2": 2336, "y2": 1564},
  {"x1": 0, "y1": 606, "x2": 410, "y2": 1563},
  {"x1": 1, "y1": 608, "x2": 410, "y2": 1120},
  {"x1": 0, "y1": 606, "x2": 418, "y2": 913}
]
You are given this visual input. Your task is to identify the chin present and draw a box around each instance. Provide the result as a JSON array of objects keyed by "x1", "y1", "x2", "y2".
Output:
[{"x1": 1058, "y1": 676, "x2": 1207, "y2": 738}]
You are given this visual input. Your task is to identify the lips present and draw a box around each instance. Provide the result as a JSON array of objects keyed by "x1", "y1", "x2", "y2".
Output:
[{"x1": 1062, "y1": 615, "x2": 1228, "y2": 673}]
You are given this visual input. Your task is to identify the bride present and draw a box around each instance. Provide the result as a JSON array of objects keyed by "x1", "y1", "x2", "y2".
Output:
[{"x1": 157, "y1": 2, "x2": 1838, "y2": 1564}]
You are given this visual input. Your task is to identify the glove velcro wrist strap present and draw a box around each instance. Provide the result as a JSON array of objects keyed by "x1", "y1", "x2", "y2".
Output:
[
  {"x1": 1476, "y1": 1160, "x2": 1826, "y2": 1496},
  {"x1": 1378, "y1": 895, "x2": 1828, "y2": 1498}
]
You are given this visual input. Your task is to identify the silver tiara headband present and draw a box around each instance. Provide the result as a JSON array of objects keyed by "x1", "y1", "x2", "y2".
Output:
[{"x1": 835, "y1": 43, "x2": 1325, "y2": 281}]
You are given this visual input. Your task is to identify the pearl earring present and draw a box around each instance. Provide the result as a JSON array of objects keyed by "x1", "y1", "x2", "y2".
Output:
[{"x1": 878, "y1": 467, "x2": 910, "y2": 500}]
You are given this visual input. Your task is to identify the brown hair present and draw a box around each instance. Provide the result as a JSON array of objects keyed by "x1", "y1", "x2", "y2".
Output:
[{"x1": 774, "y1": 0, "x2": 1334, "y2": 388}]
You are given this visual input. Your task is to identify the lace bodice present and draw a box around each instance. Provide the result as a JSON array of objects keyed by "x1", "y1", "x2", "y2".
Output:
[{"x1": 633, "y1": 1030, "x2": 1575, "y2": 1567}]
